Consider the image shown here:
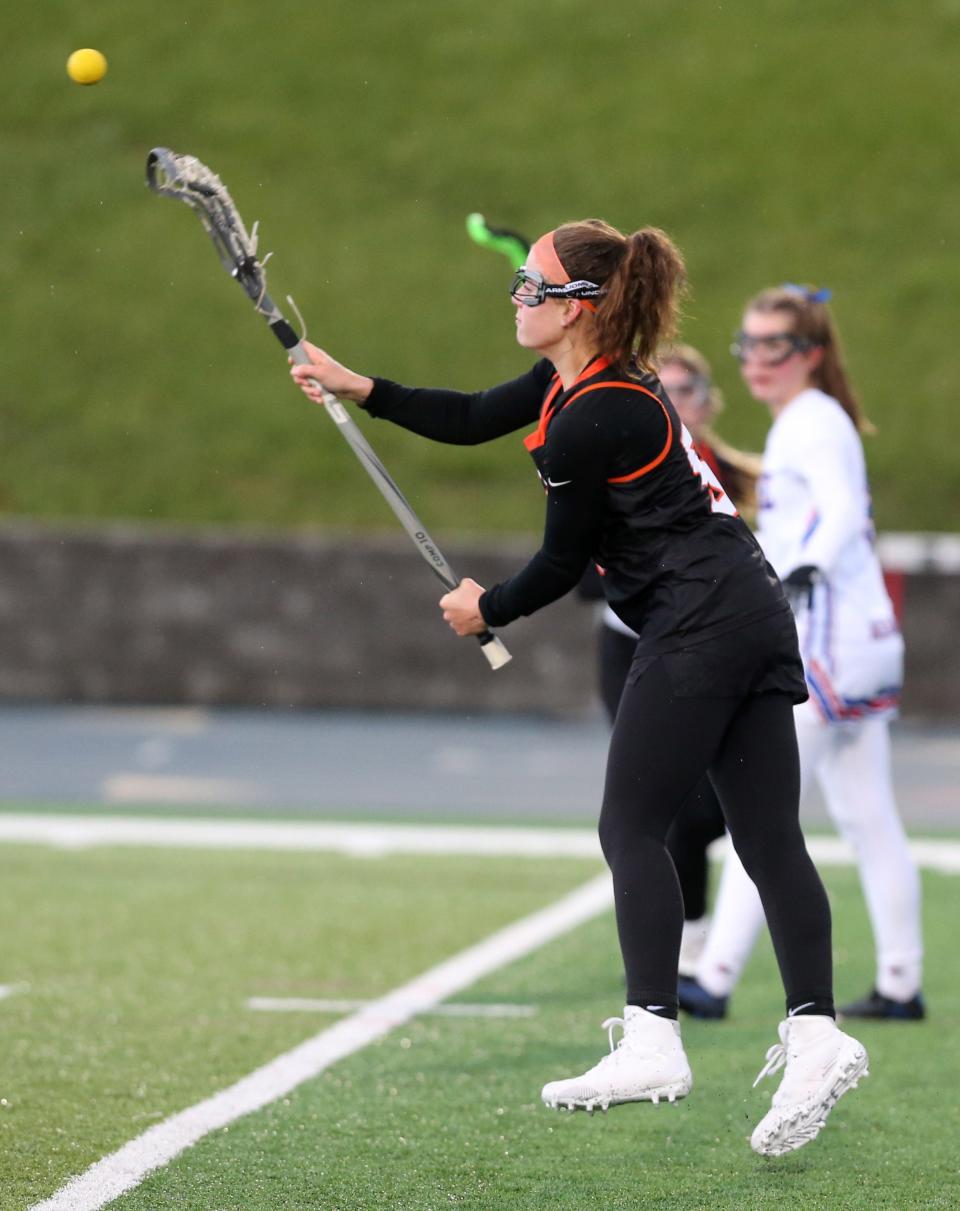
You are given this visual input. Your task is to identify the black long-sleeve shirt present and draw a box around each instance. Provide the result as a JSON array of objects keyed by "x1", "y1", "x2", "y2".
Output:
[{"x1": 364, "y1": 357, "x2": 788, "y2": 655}]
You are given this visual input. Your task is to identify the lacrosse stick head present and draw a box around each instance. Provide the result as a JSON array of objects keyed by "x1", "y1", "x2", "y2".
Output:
[
  {"x1": 466, "y1": 213, "x2": 530, "y2": 271},
  {"x1": 146, "y1": 147, "x2": 267, "y2": 304}
]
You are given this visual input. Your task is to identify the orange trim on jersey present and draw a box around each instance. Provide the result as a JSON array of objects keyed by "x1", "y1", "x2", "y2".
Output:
[
  {"x1": 574, "y1": 355, "x2": 612, "y2": 382},
  {"x1": 522, "y1": 356, "x2": 612, "y2": 452},
  {"x1": 546, "y1": 378, "x2": 673, "y2": 483},
  {"x1": 523, "y1": 376, "x2": 563, "y2": 452}
]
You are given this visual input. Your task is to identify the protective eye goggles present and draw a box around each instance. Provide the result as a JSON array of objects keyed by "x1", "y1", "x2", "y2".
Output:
[
  {"x1": 730, "y1": 331, "x2": 817, "y2": 367},
  {"x1": 664, "y1": 376, "x2": 708, "y2": 400},
  {"x1": 509, "y1": 266, "x2": 605, "y2": 308}
]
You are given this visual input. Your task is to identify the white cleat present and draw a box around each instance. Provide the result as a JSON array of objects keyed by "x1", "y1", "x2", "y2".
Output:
[
  {"x1": 750, "y1": 1014, "x2": 869, "y2": 1157},
  {"x1": 541, "y1": 1006, "x2": 693, "y2": 1113}
]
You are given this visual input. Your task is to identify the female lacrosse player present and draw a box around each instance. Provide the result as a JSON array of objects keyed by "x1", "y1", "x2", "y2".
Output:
[
  {"x1": 291, "y1": 222, "x2": 867, "y2": 1156},
  {"x1": 679, "y1": 285, "x2": 925, "y2": 1023},
  {"x1": 467, "y1": 220, "x2": 735, "y2": 980}
]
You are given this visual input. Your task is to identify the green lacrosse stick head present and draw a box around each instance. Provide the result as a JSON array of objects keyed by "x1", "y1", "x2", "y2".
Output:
[{"x1": 466, "y1": 213, "x2": 530, "y2": 271}]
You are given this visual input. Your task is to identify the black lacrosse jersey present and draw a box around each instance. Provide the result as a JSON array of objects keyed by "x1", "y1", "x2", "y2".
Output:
[{"x1": 364, "y1": 356, "x2": 789, "y2": 656}]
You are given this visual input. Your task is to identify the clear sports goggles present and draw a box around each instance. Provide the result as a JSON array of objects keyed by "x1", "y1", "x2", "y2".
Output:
[
  {"x1": 510, "y1": 266, "x2": 605, "y2": 308},
  {"x1": 730, "y1": 331, "x2": 817, "y2": 367},
  {"x1": 662, "y1": 374, "x2": 708, "y2": 400}
]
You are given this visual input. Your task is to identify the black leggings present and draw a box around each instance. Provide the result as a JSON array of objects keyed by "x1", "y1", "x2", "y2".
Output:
[
  {"x1": 599, "y1": 624, "x2": 725, "y2": 919},
  {"x1": 599, "y1": 655, "x2": 833, "y2": 1016}
]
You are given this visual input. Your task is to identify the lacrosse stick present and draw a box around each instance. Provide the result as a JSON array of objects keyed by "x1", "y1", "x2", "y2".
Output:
[
  {"x1": 145, "y1": 147, "x2": 511, "y2": 670},
  {"x1": 465, "y1": 214, "x2": 530, "y2": 271}
]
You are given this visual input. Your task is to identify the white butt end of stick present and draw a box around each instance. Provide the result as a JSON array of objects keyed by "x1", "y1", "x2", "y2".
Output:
[{"x1": 479, "y1": 633, "x2": 512, "y2": 670}]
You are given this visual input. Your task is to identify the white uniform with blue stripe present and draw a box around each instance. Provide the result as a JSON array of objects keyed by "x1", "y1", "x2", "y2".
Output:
[
  {"x1": 757, "y1": 387, "x2": 902, "y2": 720},
  {"x1": 692, "y1": 387, "x2": 922, "y2": 1004}
]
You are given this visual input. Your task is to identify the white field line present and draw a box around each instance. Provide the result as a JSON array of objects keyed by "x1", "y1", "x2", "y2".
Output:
[
  {"x1": 247, "y1": 996, "x2": 536, "y2": 1018},
  {"x1": 28, "y1": 871, "x2": 613, "y2": 1211},
  {"x1": 0, "y1": 814, "x2": 959, "y2": 872},
  {"x1": 0, "y1": 813, "x2": 601, "y2": 858},
  {"x1": 0, "y1": 982, "x2": 29, "y2": 1002}
]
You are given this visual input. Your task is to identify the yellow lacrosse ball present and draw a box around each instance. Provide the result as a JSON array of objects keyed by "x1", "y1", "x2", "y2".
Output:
[{"x1": 67, "y1": 48, "x2": 108, "y2": 85}]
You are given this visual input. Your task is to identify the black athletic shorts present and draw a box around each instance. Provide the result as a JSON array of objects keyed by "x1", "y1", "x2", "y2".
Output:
[{"x1": 627, "y1": 608, "x2": 808, "y2": 704}]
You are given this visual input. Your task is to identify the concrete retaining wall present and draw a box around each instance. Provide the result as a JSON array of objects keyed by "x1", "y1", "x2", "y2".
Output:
[{"x1": 0, "y1": 520, "x2": 956, "y2": 719}]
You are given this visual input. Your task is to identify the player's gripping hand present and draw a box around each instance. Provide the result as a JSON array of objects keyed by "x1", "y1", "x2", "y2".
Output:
[
  {"x1": 290, "y1": 341, "x2": 374, "y2": 404},
  {"x1": 440, "y1": 578, "x2": 488, "y2": 636},
  {"x1": 782, "y1": 564, "x2": 821, "y2": 612}
]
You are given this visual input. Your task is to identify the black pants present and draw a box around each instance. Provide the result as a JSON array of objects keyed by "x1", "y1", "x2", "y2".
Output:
[
  {"x1": 598, "y1": 619, "x2": 832, "y2": 1016},
  {"x1": 599, "y1": 624, "x2": 725, "y2": 920}
]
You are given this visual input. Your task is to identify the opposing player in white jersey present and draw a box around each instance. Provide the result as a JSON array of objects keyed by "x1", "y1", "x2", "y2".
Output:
[{"x1": 678, "y1": 283, "x2": 925, "y2": 1023}]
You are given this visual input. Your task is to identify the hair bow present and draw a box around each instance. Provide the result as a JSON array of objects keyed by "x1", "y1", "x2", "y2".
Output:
[{"x1": 781, "y1": 282, "x2": 832, "y2": 304}]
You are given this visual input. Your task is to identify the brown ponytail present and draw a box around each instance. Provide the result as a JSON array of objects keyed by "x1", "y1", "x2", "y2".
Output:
[
  {"x1": 552, "y1": 220, "x2": 686, "y2": 370},
  {"x1": 745, "y1": 286, "x2": 873, "y2": 434}
]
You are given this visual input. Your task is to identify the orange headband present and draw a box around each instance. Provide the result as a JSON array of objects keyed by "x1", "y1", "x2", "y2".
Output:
[
  {"x1": 529, "y1": 230, "x2": 599, "y2": 313},
  {"x1": 530, "y1": 231, "x2": 570, "y2": 285}
]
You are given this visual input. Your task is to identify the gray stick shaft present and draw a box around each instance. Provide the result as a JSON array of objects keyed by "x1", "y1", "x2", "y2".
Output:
[
  {"x1": 285, "y1": 343, "x2": 512, "y2": 671},
  {"x1": 287, "y1": 344, "x2": 460, "y2": 591}
]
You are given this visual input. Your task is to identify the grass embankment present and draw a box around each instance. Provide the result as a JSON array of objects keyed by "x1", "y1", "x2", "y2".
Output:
[{"x1": 6, "y1": 2, "x2": 959, "y2": 534}]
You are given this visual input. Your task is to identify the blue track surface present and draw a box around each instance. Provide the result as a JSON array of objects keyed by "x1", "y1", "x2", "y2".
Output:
[{"x1": 1, "y1": 704, "x2": 957, "y2": 828}]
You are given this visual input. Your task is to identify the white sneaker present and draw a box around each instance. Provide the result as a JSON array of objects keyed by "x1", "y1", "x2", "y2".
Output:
[
  {"x1": 678, "y1": 915, "x2": 710, "y2": 979},
  {"x1": 542, "y1": 1006, "x2": 693, "y2": 1113},
  {"x1": 750, "y1": 1014, "x2": 868, "y2": 1156}
]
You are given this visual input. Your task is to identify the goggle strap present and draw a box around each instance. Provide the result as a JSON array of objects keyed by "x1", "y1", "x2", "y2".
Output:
[{"x1": 544, "y1": 280, "x2": 605, "y2": 300}]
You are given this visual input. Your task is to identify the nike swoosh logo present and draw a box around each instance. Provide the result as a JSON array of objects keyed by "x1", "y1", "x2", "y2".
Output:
[
  {"x1": 788, "y1": 1001, "x2": 816, "y2": 1016},
  {"x1": 545, "y1": 478, "x2": 573, "y2": 488}
]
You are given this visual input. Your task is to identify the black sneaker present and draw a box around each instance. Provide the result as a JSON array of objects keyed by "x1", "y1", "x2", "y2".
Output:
[
  {"x1": 677, "y1": 976, "x2": 728, "y2": 1020},
  {"x1": 838, "y1": 988, "x2": 926, "y2": 1021}
]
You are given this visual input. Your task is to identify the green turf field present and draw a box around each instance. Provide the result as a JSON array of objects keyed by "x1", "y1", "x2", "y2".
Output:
[
  {"x1": 1, "y1": 827, "x2": 957, "y2": 1209},
  {"x1": 6, "y1": 2, "x2": 960, "y2": 533}
]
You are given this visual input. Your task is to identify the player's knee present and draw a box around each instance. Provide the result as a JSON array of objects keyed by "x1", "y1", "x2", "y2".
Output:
[
  {"x1": 598, "y1": 808, "x2": 664, "y2": 867},
  {"x1": 729, "y1": 827, "x2": 794, "y2": 884}
]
